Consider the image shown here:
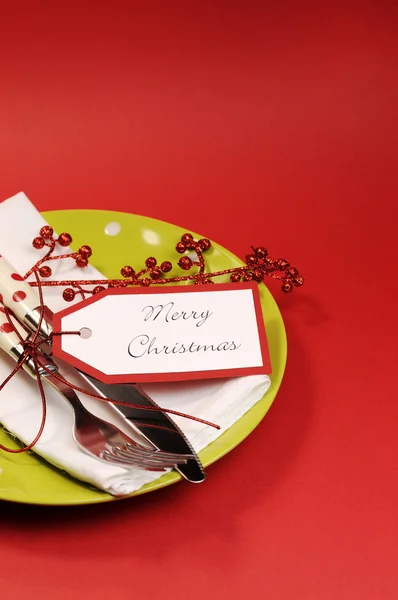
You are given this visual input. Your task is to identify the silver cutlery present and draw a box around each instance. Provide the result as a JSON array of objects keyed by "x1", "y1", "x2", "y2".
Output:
[
  {"x1": 0, "y1": 255, "x2": 205, "y2": 480},
  {"x1": 80, "y1": 373, "x2": 205, "y2": 482},
  {"x1": 0, "y1": 309, "x2": 192, "y2": 470}
]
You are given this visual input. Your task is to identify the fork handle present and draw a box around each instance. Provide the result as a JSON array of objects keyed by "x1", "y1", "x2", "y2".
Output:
[{"x1": 0, "y1": 256, "x2": 52, "y2": 337}]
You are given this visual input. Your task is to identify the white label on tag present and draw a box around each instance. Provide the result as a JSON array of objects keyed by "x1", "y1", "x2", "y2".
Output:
[{"x1": 53, "y1": 284, "x2": 271, "y2": 383}]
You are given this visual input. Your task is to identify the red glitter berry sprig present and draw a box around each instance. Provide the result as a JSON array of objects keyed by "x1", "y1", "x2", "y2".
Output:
[{"x1": 24, "y1": 229, "x2": 304, "y2": 301}]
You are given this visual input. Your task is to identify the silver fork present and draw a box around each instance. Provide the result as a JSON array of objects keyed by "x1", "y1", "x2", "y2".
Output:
[
  {"x1": 0, "y1": 318, "x2": 193, "y2": 470},
  {"x1": 33, "y1": 353, "x2": 193, "y2": 470}
]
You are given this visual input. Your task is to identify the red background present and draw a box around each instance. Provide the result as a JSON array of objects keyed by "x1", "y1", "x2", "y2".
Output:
[{"x1": 0, "y1": 2, "x2": 397, "y2": 598}]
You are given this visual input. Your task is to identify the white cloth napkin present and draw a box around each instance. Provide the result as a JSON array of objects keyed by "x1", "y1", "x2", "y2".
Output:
[{"x1": 0, "y1": 192, "x2": 271, "y2": 496}]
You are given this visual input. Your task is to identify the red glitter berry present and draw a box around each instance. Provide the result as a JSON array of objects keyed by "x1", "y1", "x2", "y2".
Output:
[
  {"x1": 245, "y1": 254, "x2": 257, "y2": 267},
  {"x1": 160, "y1": 261, "x2": 172, "y2": 273},
  {"x1": 176, "y1": 242, "x2": 187, "y2": 253},
  {"x1": 286, "y1": 267, "x2": 298, "y2": 278},
  {"x1": 282, "y1": 282, "x2": 294, "y2": 293},
  {"x1": 275, "y1": 259, "x2": 290, "y2": 271},
  {"x1": 252, "y1": 269, "x2": 264, "y2": 282},
  {"x1": 198, "y1": 238, "x2": 211, "y2": 251},
  {"x1": 293, "y1": 275, "x2": 304, "y2": 287},
  {"x1": 40, "y1": 226, "x2": 53, "y2": 240},
  {"x1": 75, "y1": 256, "x2": 88, "y2": 268},
  {"x1": 230, "y1": 272, "x2": 241, "y2": 282},
  {"x1": 145, "y1": 257, "x2": 157, "y2": 268},
  {"x1": 150, "y1": 268, "x2": 162, "y2": 280},
  {"x1": 93, "y1": 285, "x2": 106, "y2": 294},
  {"x1": 39, "y1": 266, "x2": 52, "y2": 278},
  {"x1": 243, "y1": 271, "x2": 253, "y2": 281},
  {"x1": 32, "y1": 237, "x2": 45, "y2": 249},
  {"x1": 181, "y1": 233, "x2": 193, "y2": 243},
  {"x1": 178, "y1": 256, "x2": 193, "y2": 270},
  {"x1": 57, "y1": 232, "x2": 73, "y2": 247},
  {"x1": 181, "y1": 233, "x2": 194, "y2": 248},
  {"x1": 63, "y1": 288, "x2": 76, "y2": 301},
  {"x1": 254, "y1": 247, "x2": 268, "y2": 259},
  {"x1": 78, "y1": 245, "x2": 92, "y2": 259},
  {"x1": 140, "y1": 278, "x2": 151, "y2": 286},
  {"x1": 121, "y1": 265, "x2": 135, "y2": 278}
]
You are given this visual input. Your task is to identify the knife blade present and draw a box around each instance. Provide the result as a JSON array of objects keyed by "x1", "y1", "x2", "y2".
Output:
[
  {"x1": 77, "y1": 372, "x2": 205, "y2": 482},
  {"x1": 0, "y1": 255, "x2": 205, "y2": 482}
]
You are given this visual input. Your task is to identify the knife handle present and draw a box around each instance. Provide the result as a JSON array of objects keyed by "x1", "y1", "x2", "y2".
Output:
[
  {"x1": 0, "y1": 256, "x2": 51, "y2": 337},
  {"x1": 0, "y1": 306, "x2": 38, "y2": 377}
]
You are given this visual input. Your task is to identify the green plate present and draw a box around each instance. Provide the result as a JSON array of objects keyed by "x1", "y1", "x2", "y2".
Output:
[{"x1": 0, "y1": 210, "x2": 286, "y2": 505}]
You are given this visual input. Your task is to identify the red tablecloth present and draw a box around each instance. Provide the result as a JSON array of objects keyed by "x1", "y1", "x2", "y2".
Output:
[{"x1": 1, "y1": 3, "x2": 397, "y2": 598}]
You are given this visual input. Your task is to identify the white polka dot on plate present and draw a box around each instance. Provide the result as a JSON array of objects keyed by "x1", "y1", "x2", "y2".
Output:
[{"x1": 104, "y1": 222, "x2": 121, "y2": 236}]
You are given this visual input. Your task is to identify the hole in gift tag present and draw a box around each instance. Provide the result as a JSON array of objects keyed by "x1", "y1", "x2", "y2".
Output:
[
  {"x1": 104, "y1": 222, "x2": 121, "y2": 236},
  {"x1": 79, "y1": 327, "x2": 92, "y2": 339}
]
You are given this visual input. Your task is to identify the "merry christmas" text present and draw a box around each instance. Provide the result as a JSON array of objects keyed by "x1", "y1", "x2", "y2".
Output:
[{"x1": 128, "y1": 335, "x2": 241, "y2": 358}]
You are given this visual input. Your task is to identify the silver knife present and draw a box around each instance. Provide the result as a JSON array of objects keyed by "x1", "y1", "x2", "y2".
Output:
[{"x1": 0, "y1": 256, "x2": 205, "y2": 482}]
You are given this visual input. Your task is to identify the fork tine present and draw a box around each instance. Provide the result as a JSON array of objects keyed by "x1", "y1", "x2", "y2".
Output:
[
  {"x1": 113, "y1": 446, "x2": 187, "y2": 467},
  {"x1": 100, "y1": 450, "x2": 169, "y2": 470},
  {"x1": 114, "y1": 447, "x2": 187, "y2": 467},
  {"x1": 102, "y1": 449, "x2": 180, "y2": 469},
  {"x1": 117, "y1": 442, "x2": 184, "y2": 463},
  {"x1": 124, "y1": 442, "x2": 194, "y2": 462},
  {"x1": 114, "y1": 441, "x2": 191, "y2": 463}
]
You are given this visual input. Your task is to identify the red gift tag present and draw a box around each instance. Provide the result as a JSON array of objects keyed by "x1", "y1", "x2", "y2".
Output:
[{"x1": 52, "y1": 283, "x2": 271, "y2": 383}]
